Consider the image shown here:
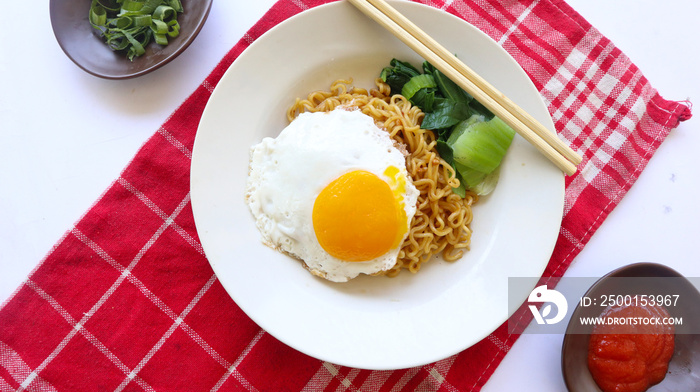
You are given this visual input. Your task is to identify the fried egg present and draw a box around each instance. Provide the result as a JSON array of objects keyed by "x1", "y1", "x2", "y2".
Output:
[{"x1": 245, "y1": 108, "x2": 419, "y2": 282}]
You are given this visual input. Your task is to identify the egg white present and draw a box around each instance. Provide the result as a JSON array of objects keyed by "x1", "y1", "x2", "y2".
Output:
[{"x1": 245, "y1": 108, "x2": 419, "y2": 282}]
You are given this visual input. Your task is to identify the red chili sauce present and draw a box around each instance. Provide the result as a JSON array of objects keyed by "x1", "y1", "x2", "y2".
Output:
[{"x1": 587, "y1": 302, "x2": 675, "y2": 392}]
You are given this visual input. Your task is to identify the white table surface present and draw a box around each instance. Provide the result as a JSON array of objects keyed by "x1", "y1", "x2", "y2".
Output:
[{"x1": 1, "y1": 0, "x2": 697, "y2": 390}]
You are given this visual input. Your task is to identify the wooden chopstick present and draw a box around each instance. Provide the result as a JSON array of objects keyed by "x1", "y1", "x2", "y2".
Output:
[
  {"x1": 364, "y1": 0, "x2": 583, "y2": 167},
  {"x1": 347, "y1": 0, "x2": 582, "y2": 176}
]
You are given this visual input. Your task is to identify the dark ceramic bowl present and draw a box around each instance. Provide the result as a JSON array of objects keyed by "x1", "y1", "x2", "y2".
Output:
[
  {"x1": 561, "y1": 263, "x2": 700, "y2": 391},
  {"x1": 50, "y1": 0, "x2": 212, "y2": 79}
]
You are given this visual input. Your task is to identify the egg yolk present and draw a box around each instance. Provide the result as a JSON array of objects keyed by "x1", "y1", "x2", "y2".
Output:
[{"x1": 313, "y1": 169, "x2": 405, "y2": 262}]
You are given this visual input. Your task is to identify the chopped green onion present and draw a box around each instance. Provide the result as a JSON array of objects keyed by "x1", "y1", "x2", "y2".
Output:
[
  {"x1": 89, "y1": 0, "x2": 184, "y2": 61},
  {"x1": 119, "y1": 0, "x2": 146, "y2": 14},
  {"x1": 89, "y1": 4, "x2": 107, "y2": 26}
]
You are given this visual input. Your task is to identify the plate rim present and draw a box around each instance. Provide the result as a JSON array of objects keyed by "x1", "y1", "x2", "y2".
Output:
[{"x1": 191, "y1": 0, "x2": 564, "y2": 370}]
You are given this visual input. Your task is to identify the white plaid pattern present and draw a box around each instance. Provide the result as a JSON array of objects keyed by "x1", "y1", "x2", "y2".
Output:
[{"x1": 0, "y1": 0, "x2": 690, "y2": 391}]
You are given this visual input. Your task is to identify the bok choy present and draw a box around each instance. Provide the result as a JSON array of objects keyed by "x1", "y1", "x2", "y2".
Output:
[{"x1": 380, "y1": 59, "x2": 515, "y2": 196}]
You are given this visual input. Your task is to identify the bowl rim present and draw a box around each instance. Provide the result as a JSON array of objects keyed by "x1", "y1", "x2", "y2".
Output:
[{"x1": 49, "y1": 0, "x2": 213, "y2": 79}]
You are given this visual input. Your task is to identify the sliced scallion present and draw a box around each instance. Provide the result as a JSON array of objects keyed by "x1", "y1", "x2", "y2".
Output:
[{"x1": 89, "y1": 0, "x2": 184, "y2": 61}]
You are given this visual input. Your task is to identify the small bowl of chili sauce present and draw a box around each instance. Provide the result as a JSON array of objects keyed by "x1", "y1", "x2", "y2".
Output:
[{"x1": 561, "y1": 263, "x2": 700, "y2": 391}]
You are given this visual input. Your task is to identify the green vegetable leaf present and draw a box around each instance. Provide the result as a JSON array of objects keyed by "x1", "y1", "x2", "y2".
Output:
[
  {"x1": 379, "y1": 58, "x2": 516, "y2": 197},
  {"x1": 468, "y1": 98, "x2": 495, "y2": 120},
  {"x1": 401, "y1": 74, "x2": 436, "y2": 101},
  {"x1": 456, "y1": 163, "x2": 501, "y2": 196},
  {"x1": 435, "y1": 139, "x2": 454, "y2": 167},
  {"x1": 380, "y1": 59, "x2": 421, "y2": 93},
  {"x1": 452, "y1": 180, "x2": 467, "y2": 198},
  {"x1": 410, "y1": 89, "x2": 437, "y2": 112},
  {"x1": 449, "y1": 116, "x2": 515, "y2": 173},
  {"x1": 433, "y1": 68, "x2": 473, "y2": 107},
  {"x1": 422, "y1": 99, "x2": 471, "y2": 130}
]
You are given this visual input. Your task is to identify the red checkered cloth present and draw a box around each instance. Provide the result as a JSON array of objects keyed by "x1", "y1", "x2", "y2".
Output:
[{"x1": 0, "y1": 0, "x2": 691, "y2": 390}]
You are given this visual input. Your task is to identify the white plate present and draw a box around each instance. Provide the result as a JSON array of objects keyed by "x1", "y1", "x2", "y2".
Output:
[{"x1": 191, "y1": 1, "x2": 564, "y2": 370}]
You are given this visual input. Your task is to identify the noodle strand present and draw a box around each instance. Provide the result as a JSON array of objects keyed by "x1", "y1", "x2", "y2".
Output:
[{"x1": 287, "y1": 78, "x2": 477, "y2": 275}]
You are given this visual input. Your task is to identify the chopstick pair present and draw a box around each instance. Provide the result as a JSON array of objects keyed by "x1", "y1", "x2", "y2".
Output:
[{"x1": 347, "y1": 0, "x2": 582, "y2": 175}]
